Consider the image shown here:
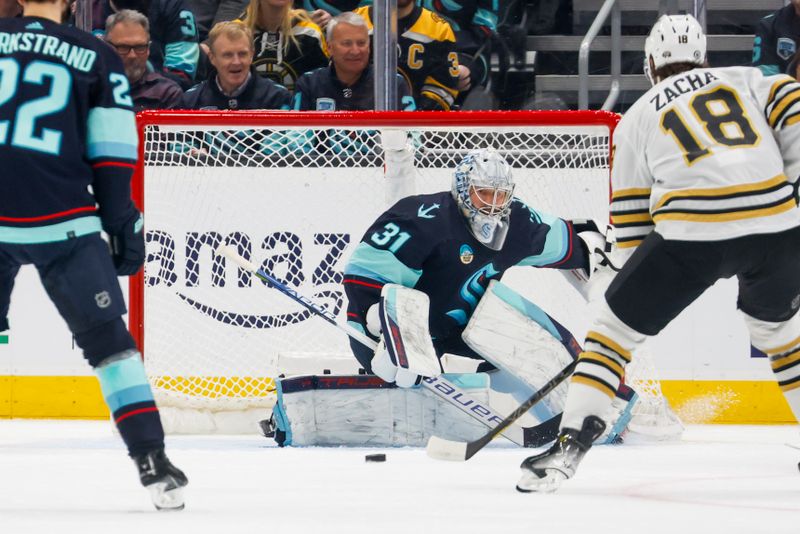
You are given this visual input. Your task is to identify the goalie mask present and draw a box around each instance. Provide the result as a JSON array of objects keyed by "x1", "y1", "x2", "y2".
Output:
[
  {"x1": 644, "y1": 14, "x2": 706, "y2": 86},
  {"x1": 452, "y1": 148, "x2": 515, "y2": 251}
]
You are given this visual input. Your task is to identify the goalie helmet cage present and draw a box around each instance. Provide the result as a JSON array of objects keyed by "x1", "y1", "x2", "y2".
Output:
[{"x1": 132, "y1": 109, "x2": 680, "y2": 437}]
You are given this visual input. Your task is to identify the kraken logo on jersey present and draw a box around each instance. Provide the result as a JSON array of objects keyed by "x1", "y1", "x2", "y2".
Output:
[
  {"x1": 445, "y1": 263, "x2": 499, "y2": 325},
  {"x1": 777, "y1": 37, "x2": 796, "y2": 61},
  {"x1": 459, "y1": 244, "x2": 474, "y2": 264}
]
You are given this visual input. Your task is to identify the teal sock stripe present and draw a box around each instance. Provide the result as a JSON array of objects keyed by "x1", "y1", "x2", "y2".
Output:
[{"x1": 94, "y1": 354, "x2": 155, "y2": 413}]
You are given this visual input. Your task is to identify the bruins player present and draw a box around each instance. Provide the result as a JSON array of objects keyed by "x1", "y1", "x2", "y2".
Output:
[
  {"x1": 517, "y1": 15, "x2": 800, "y2": 493},
  {"x1": 355, "y1": 0, "x2": 459, "y2": 111}
]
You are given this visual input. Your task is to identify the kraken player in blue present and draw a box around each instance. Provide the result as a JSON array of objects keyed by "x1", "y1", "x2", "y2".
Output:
[
  {"x1": 0, "y1": 0, "x2": 186, "y2": 510},
  {"x1": 343, "y1": 148, "x2": 593, "y2": 374}
]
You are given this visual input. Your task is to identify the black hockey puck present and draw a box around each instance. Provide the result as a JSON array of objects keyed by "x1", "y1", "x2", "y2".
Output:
[{"x1": 365, "y1": 453, "x2": 386, "y2": 463}]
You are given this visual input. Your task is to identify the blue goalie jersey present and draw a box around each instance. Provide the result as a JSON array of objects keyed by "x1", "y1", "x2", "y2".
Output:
[
  {"x1": 0, "y1": 16, "x2": 139, "y2": 242},
  {"x1": 343, "y1": 191, "x2": 588, "y2": 370}
]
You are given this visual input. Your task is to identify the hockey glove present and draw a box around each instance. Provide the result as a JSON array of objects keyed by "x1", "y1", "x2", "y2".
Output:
[
  {"x1": 370, "y1": 285, "x2": 442, "y2": 388},
  {"x1": 110, "y1": 212, "x2": 145, "y2": 276}
]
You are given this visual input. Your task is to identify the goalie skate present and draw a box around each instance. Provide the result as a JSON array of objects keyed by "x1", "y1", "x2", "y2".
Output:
[
  {"x1": 133, "y1": 448, "x2": 188, "y2": 511},
  {"x1": 516, "y1": 416, "x2": 605, "y2": 493}
]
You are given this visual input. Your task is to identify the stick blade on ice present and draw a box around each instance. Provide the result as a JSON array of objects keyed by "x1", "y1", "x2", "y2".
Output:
[{"x1": 426, "y1": 436, "x2": 468, "y2": 462}]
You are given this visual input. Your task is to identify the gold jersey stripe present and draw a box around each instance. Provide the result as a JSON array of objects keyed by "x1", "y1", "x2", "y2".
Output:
[
  {"x1": 767, "y1": 76, "x2": 796, "y2": 107},
  {"x1": 769, "y1": 88, "x2": 800, "y2": 127},
  {"x1": 785, "y1": 113, "x2": 800, "y2": 127},
  {"x1": 571, "y1": 374, "x2": 616, "y2": 398},
  {"x1": 611, "y1": 212, "x2": 653, "y2": 224},
  {"x1": 424, "y1": 76, "x2": 459, "y2": 97},
  {"x1": 767, "y1": 334, "x2": 800, "y2": 356},
  {"x1": 579, "y1": 351, "x2": 625, "y2": 377},
  {"x1": 616, "y1": 239, "x2": 643, "y2": 249},
  {"x1": 771, "y1": 349, "x2": 800, "y2": 372},
  {"x1": 653, "y1": 198, "x2": 796, "y2": 223},
  {"x1": 779, "y1": 380, "x2": 800, "y2": 393},
  {"x1": 586, "y1": 331, "x2": 632, "y2": 362},
  {"x1": 612, "y1": 187, "x2": 651, "y2": 200},
  {"x1": 654, "y1": 174, "x2": 788, "y2": 211}
]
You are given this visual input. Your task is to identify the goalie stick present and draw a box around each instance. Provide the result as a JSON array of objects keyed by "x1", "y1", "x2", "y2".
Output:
[
  {"x1": 216, "y1": 244, "x2": 559, "y2": 447},
  {"x1": 426, "y1": 358, "x2": 578, "y2": 461}
]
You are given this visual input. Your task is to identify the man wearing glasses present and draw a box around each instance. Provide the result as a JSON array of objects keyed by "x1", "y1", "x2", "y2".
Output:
[{"x1": 106, "y1": 9, "x2": 183, "y2": 112}]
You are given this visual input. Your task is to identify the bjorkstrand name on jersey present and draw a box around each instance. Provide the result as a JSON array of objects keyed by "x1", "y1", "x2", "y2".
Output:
[
  {"x1": 0, "y1": 32, "x2": 97, "y2": 72},
  {"x1": 649, "y1": 70, "x2": 719, "y2": 111}
]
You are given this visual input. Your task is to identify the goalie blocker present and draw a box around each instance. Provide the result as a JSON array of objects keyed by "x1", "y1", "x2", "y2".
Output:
[{"x1": 264, "y1": 282, "x2": 638, "y2": 447}]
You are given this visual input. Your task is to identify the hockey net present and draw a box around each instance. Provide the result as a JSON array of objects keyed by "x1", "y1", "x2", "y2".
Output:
[{"x1": 133, "y1": 110, "x2": 682, "y2": 438}]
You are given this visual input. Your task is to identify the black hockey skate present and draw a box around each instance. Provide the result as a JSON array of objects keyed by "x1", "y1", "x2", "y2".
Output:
[
  {"x1": 516, "y1": 416, "x2": 606, "y2": 493},
  {"x1": 133, "y1": 448, "x2": 188, "y2": 511}
]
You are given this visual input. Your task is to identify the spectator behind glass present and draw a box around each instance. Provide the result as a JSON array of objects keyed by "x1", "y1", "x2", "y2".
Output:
[
  {"x1": 179, "y1": 20, "x2": 291, "y2": 109},
  {"x1": 753, "y1": 0, "x2": 800, "y2": 76},
  {"x1": 355, "y1": 0, "x2": 459, "y2": 111},
  {"x1": 419, "y1": 0, "x2": 498, "y2": 101},
  {"x1": 0, "y1": 0, "x2": 21, "y2": 17},
  {"x1": 106, "y1": 10, "x2": 183, "y2": 112},
  {"x1": 238, "y1": 0, "x2": 328, "y2": 92},
  {"x1": 293, "y1": 0, "x2": 367, "y2": 31},
  {"x1": 293, "y1": 11, "x2": 414, "y2": 111},
  {"x1": 185, "y1": 0, "x2": 247, "y2": 41},
  {"x1": 91, "y1": 0, "x2": 200, "y2": 90}
]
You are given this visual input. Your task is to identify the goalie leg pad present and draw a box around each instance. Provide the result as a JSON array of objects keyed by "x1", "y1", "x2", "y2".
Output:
[
  {"x1": 268, "y1": 373, "x2": 491, "y2": 447},
  {"x1": 376, "y1": 284, "x2": 441, "y2": 384},
  {"x1": 462, "y1": 280, "x2": 577, "y2": 417}
]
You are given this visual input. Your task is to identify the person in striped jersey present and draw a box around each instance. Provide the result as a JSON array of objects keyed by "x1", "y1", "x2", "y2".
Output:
[{"x1": 517, "y1": 14, "x2": 800, "y2": 493}]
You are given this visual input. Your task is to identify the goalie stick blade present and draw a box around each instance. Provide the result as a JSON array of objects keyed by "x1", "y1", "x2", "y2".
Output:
[{"x1": 426, "y1": 436, "x2": 469, "y2": 462}]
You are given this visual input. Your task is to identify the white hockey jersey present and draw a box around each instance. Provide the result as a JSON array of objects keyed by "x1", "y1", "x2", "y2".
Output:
[{"x1": 610, "y1": 66, "x2": 800, "y2": 248}]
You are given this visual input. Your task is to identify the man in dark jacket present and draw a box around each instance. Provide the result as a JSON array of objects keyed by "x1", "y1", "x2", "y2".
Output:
[
  {"x1": 180, "y1": 20, "x2": 291, "y2": 110},
  {"x1": 293, "y1": 11, "x2": 414, "y2": 111},
  {"x1": 106, "y1": 9, "x2": 183, "y2": 112},
  {"x1": 753, "y1": 0, "x2": 800, "y2": 76}
]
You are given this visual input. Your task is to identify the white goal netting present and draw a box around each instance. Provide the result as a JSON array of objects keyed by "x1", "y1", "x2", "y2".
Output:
[{"x1": 134, "y1": 110, "x2": 681, "y2": 437}]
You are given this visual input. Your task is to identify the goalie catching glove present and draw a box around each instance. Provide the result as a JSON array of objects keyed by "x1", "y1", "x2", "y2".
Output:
[
  {"x1": 369, "y1": 284, "x2": 442, "y2": 388},
  {"x1": 563, "y1": 219, "x2": 623, "y2": 302}
]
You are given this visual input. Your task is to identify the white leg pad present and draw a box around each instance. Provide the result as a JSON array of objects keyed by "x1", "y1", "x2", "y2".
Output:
[
  {"x1": 270, "y1": 374, "x2": 493, "y2": 447},
  {"x1": 462, "y1": 280, "x2": 575, "y2": 417}
]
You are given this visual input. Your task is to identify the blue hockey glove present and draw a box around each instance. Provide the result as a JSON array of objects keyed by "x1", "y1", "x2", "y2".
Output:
[{"x1": 110, "y1": 212, "x2": 145, "y2": 276}]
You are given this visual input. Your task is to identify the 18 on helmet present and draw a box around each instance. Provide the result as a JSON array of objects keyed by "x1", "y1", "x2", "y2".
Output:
[
  {"x1": 451, "y1": 148, "x2": 515, "y2": 250},
  {"x1": 644, "y1": 14, "x2": 706, "y2": 85}
]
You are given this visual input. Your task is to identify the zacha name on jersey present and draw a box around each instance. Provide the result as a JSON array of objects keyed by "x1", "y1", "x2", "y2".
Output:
[
  {"x1": 0, "y1": 30, "x2": 97, "y2": 72},
  {"x1": 649, "y1": 70, "x2": 719, "y2": 111}
]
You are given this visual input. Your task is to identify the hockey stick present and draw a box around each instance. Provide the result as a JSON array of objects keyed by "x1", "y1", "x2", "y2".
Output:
[
  {"x1": 216, "y1": 244, "x2": 544, "y2": 446},
  {"x1": 426, "y1": 358, "x2": 578, "y2": 461}
]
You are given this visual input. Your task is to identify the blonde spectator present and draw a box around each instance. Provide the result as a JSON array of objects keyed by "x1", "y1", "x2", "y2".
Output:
[{"x1": 239, "y1": 0, "x2": 328, "y2": 92}]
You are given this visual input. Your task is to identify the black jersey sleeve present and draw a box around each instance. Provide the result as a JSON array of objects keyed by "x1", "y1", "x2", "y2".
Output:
[
  {"x1": 159, "y1": 0, "x2": 200, "y2": 85},
  {"x1": 87, "y1": 43, "x2": 141, "y2": 234},
  {"x1": 753, "y1": 14, "x2": 782, "y2": 76},
  {"x1": 512, "y1": 202, "x2": 589, "y2": 271}
]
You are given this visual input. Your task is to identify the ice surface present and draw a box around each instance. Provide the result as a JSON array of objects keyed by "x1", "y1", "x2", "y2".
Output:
[{"x1": 0, "y1": 421, "x2": 798, "y2": 534}]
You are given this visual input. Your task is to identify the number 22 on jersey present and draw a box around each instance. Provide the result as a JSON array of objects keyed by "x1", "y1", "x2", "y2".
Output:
[
  {"x1": 0, "y1": 58, "x2": 132, "y2": 156},
  {"x1": 659, "y1": 85, "x2": 760, "y2": 165}
]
